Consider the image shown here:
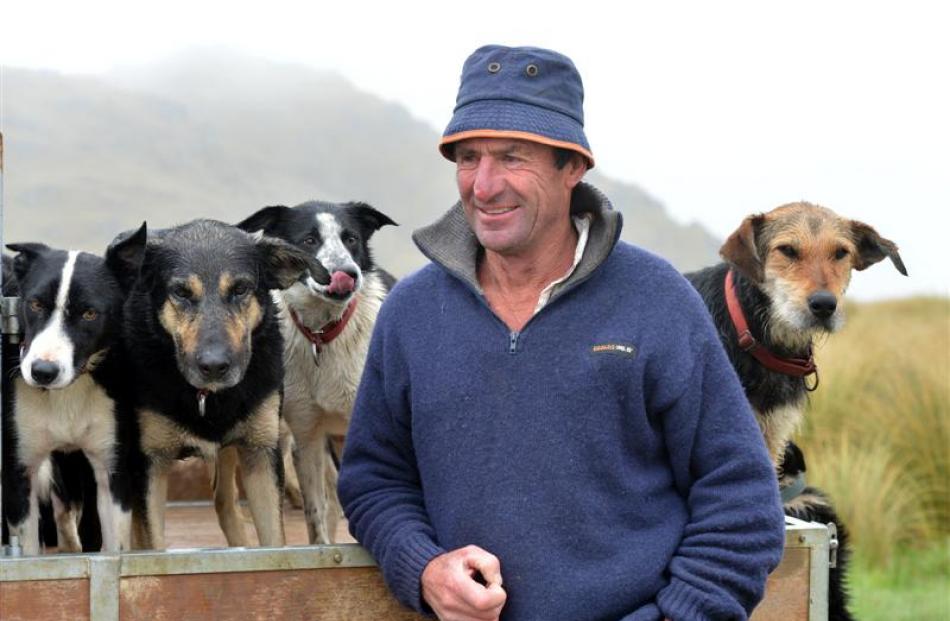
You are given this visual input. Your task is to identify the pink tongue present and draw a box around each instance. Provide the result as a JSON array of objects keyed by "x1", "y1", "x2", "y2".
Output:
[{"x1": 327, "y1": 271, "x2": 356, "y2": 295}]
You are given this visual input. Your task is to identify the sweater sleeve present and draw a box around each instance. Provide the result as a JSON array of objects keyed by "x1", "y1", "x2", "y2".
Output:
[
  {"x1": 337, "y1": 308, "x2": 445, "y2": 613},
  {"x1": 646, "y1": 307, "x2": 786, "y2": 620}
]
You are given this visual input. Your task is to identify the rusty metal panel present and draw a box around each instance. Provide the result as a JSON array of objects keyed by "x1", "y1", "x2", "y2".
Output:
[
  {"x1": 118, "y1": 567, "x2": 424, "y2": 621},
  {"x1": 0, "y1": 519, "x2": 830, "y2": 620},
  {"x1": 751, "y1": 547, "x2": 810, "y2": 621},
  {"x1": 0, "y1": 578, "x2": 90, "y2": 621}
]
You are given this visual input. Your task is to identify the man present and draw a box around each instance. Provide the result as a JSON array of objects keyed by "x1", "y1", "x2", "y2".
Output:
[{"x1": 339, "y1": 45, "x2": 786, "y2": 621}]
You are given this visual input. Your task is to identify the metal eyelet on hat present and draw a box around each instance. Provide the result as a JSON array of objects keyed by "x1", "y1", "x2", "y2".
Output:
[
  {"x1": 488, "y1": 62, "x2": 501, "y2": 73},
  {"x1": 525, "y1": 64, "x2": 539, "y2": 77}
]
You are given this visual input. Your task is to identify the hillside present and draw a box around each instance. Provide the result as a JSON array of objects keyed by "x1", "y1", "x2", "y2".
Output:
[{"x1": 0, "y1": 50, "x2": 720, "y2": 274}]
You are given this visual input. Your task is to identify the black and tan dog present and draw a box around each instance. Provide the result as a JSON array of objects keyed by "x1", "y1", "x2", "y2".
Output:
[
  {"x1": 686, "y1": 201, "x2": 906, "y2": 464},
  {"x1": 118, "y1": 219, "x2": 320, "y2": 549},
  {"x1": 686, "y1": 201, "x2": 906, "y2": 621}
]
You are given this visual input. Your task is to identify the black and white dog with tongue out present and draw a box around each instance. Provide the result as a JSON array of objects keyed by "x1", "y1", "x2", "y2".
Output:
[
  {"x1": 1, "y1": 227, "x2": 147, "y2": 555},
  {"x1": 237, "y1": 200, "x2": 397, "y2": 544}
]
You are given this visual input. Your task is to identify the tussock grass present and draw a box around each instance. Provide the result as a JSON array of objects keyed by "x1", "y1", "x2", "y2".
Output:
[{"x1": 797, "y1": 296, "x2": 949, "y2": 567}]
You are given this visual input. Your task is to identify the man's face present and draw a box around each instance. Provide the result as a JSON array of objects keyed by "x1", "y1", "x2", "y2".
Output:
[{"x1": 455, "y1": 138, "x2": 584, "y2": 259}]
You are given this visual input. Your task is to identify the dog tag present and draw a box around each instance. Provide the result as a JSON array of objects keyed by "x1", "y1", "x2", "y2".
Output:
[
  {"x1": 197, "y1": 391, "x2": 207, "y2": 417},
  {"x1": 310, "y1": 342, "x2": 321, "y2": 366}
]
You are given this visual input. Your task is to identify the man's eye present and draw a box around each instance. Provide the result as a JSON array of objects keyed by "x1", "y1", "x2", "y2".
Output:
[{"x1": 82, "y1": 309, "x2": 99, "y2": 321}]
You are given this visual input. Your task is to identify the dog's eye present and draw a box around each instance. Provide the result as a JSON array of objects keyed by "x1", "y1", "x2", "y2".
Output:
[
  {"x1": 82, "y1": 309, "x2": 99, "y2": 321},
  {"x1": 303, "y1": 236, "x2": 317, "y2": 246},
  {"x1": 29, "y1": 299, "x2": 44, "y2": 313},
  {"x1": 777, "y1": 245, "x2": 798, "y2": 260},
  {"x1": 342, "y1": 234, "x2": 358, "y2": 247},
  {"x1": 170, "y1": 284, "x2": 192, "y2": 301},
  {"x1": 231, "y1": 282, "x2": 251, "y2": 299},
  {"x1": 834, "y1": 247, "x2": 849, "y2": 260}
]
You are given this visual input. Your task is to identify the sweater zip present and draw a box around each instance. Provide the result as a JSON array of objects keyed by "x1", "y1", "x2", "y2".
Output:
[{"x1": 509, "y1": 331, "x2": 519, "y2": 354}]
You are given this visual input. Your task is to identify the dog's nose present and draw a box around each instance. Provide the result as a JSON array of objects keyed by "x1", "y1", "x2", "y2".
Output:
[
  {"x1": 327, "y1": 270, "x2": 357, "y2": 296},
  {"x1": 808, "y1": 291, "x2": 838, "y2": 318},
  {"x1": 31, "y1": 360, "x2": 61, "y2": 386},
  {"x1": 196, "y1": 348, "x2": 232, "y2": 381}
]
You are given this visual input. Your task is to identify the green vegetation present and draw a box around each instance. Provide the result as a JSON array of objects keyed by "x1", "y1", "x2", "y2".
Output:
[
  {"x1": 849, "y1": 540, "x2": 949, "y2": 621},
  {"x1": 797, "y1": 296, "x2": 950, "y2": 618}
]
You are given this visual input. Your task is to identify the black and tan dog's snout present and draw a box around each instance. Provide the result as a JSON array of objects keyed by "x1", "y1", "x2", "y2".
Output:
[
  {"x1": 195, "y1": 343, "x2": 234, "y2": 383},
  {"x1": 185, "y1": 310, "x2": 252, "y2": 389},
  {"x1": 807, "y1": 290, "x2": 838, "y2": 319}
]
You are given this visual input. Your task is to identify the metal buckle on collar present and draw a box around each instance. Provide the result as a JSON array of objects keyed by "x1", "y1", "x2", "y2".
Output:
[
  {"x1": 737, "y1": 330, "x2": 758, "y2": 352},
  {"x1": 197, "y1": 390, "x2": 209, "y2": 417}
]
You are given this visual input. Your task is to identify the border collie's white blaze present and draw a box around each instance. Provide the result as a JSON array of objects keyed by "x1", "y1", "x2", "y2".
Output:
[
  {"x1": 306, "y1": 213, "x2": 363, "y2": 299},
  {"x1": 20, "y1": 251, "x2": 80, "y2": 388}
]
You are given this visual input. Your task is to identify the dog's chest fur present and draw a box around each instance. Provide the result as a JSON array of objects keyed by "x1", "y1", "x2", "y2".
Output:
[
  {"x1": 276, "y1": 273, "x2": 387, "y2": 430},
  {"x1": 13, "y1": 374, "x2": 117, "y2": 467}
]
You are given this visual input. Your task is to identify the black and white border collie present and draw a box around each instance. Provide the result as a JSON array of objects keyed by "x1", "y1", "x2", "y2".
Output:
[
  {"x1": 238, "y1": 200, "x2": 397, "y2": 544},
  {"x1": 1, "y1": 226, "x2": 147, "y2": 554}
]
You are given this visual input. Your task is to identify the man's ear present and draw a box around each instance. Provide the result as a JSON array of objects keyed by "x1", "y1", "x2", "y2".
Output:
[
  {"x1": 850, "y1": 220, "x2": 907, "y2": 275},
  {"x1": 255, "y1": 234, "x2": 329, "y2": 290},
  {"x1": 563, "y1": 153, "x2": 587, "y2": 190},
  {"x1": 5, "y1": 243, "x2": 49, "y2": 283},
  {"x1": 236, "y1": 205, "x2": 290, "y2": 236},
  {"x1": 105, "y1": 222, "x2": 148, "y2": 292},
  {"x1": 347, "y1": 202, "x2": 398, "y2": 240},
  {"x1": 720, "y1": 214, "x2": 768, "y2": 282}
]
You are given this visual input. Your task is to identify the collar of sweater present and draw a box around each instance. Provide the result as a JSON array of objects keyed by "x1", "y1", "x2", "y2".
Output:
[{"x1": 412, "y1": 182, "x2": 623, "y2": 305}]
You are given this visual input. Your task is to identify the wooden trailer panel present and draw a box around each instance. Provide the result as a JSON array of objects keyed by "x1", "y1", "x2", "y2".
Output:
[
  {"x1": 119, "y1": 568, "x2": 421, "y2": 621},
  {"x1": 1, "y1": 518, "x2": 829, "y2": 621}
]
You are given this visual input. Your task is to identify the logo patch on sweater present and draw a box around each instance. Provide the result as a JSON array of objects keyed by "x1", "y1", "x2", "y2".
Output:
[{"x1": 590, "y1": 343, "x2": 637, "y2": 358}]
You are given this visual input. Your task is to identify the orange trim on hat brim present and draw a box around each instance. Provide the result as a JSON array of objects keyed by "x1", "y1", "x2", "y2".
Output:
[{"x1": 440, "y1": 129, "x2": 595, "y2": 169}]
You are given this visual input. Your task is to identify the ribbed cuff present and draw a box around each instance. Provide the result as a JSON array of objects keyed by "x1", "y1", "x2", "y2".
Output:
[
  {"x1": 388, "y1": 532, "x2": 446, "y2": 613},
  {"x1": 656, "y1": 577, "x2": 747, "y2": 621}
]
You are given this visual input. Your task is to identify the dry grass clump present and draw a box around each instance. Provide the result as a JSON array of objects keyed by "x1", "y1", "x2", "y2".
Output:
[{"x1": 797, "y1": 297, "x2": 949, "y2": 566}]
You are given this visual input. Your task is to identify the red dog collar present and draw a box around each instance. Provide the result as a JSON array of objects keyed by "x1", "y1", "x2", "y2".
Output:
[{"x1": 288, "y1": 296, "x2": 359, "y2": 363}]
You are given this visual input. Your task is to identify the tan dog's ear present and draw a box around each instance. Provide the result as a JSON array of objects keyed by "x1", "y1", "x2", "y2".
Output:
[
  {"x1": 850, "y1": 220, "x2": 908, "y2": 275},
  {"x1": 720, "y1": 214, "x2": 767, "y2": 282}
]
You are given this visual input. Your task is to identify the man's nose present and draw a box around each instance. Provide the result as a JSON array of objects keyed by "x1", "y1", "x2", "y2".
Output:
[{"x1": 472, "y1": 158, "x2": 504, "y2": 203}]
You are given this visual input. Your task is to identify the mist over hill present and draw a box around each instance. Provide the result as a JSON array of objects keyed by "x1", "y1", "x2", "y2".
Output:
[{"x1": 1, "y1": 50, "x2": 719, "y2": 275}]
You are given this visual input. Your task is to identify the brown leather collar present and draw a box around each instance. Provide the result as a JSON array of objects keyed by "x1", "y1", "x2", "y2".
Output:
[
  {"x1": 288, "y1": 296, "x2": 359, "y2": 357},
  {"x1": 725, "y1": 270, "x2": 819, "y2": 387}
]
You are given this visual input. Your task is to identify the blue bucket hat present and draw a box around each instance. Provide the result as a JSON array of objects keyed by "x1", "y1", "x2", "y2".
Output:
[{"x1": 440, "y1": 45, "x2": 594, "y2": 169}]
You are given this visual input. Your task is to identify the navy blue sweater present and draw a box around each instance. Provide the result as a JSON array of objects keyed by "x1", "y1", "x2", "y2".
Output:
[{"x1": 339, "y1": 185, "x2": 785, "y2": 621}]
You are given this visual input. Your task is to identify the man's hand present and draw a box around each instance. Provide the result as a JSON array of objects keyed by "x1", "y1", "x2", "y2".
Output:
[{"x1": 421, "y1": 545, "x2": 507, "y2": 621}]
